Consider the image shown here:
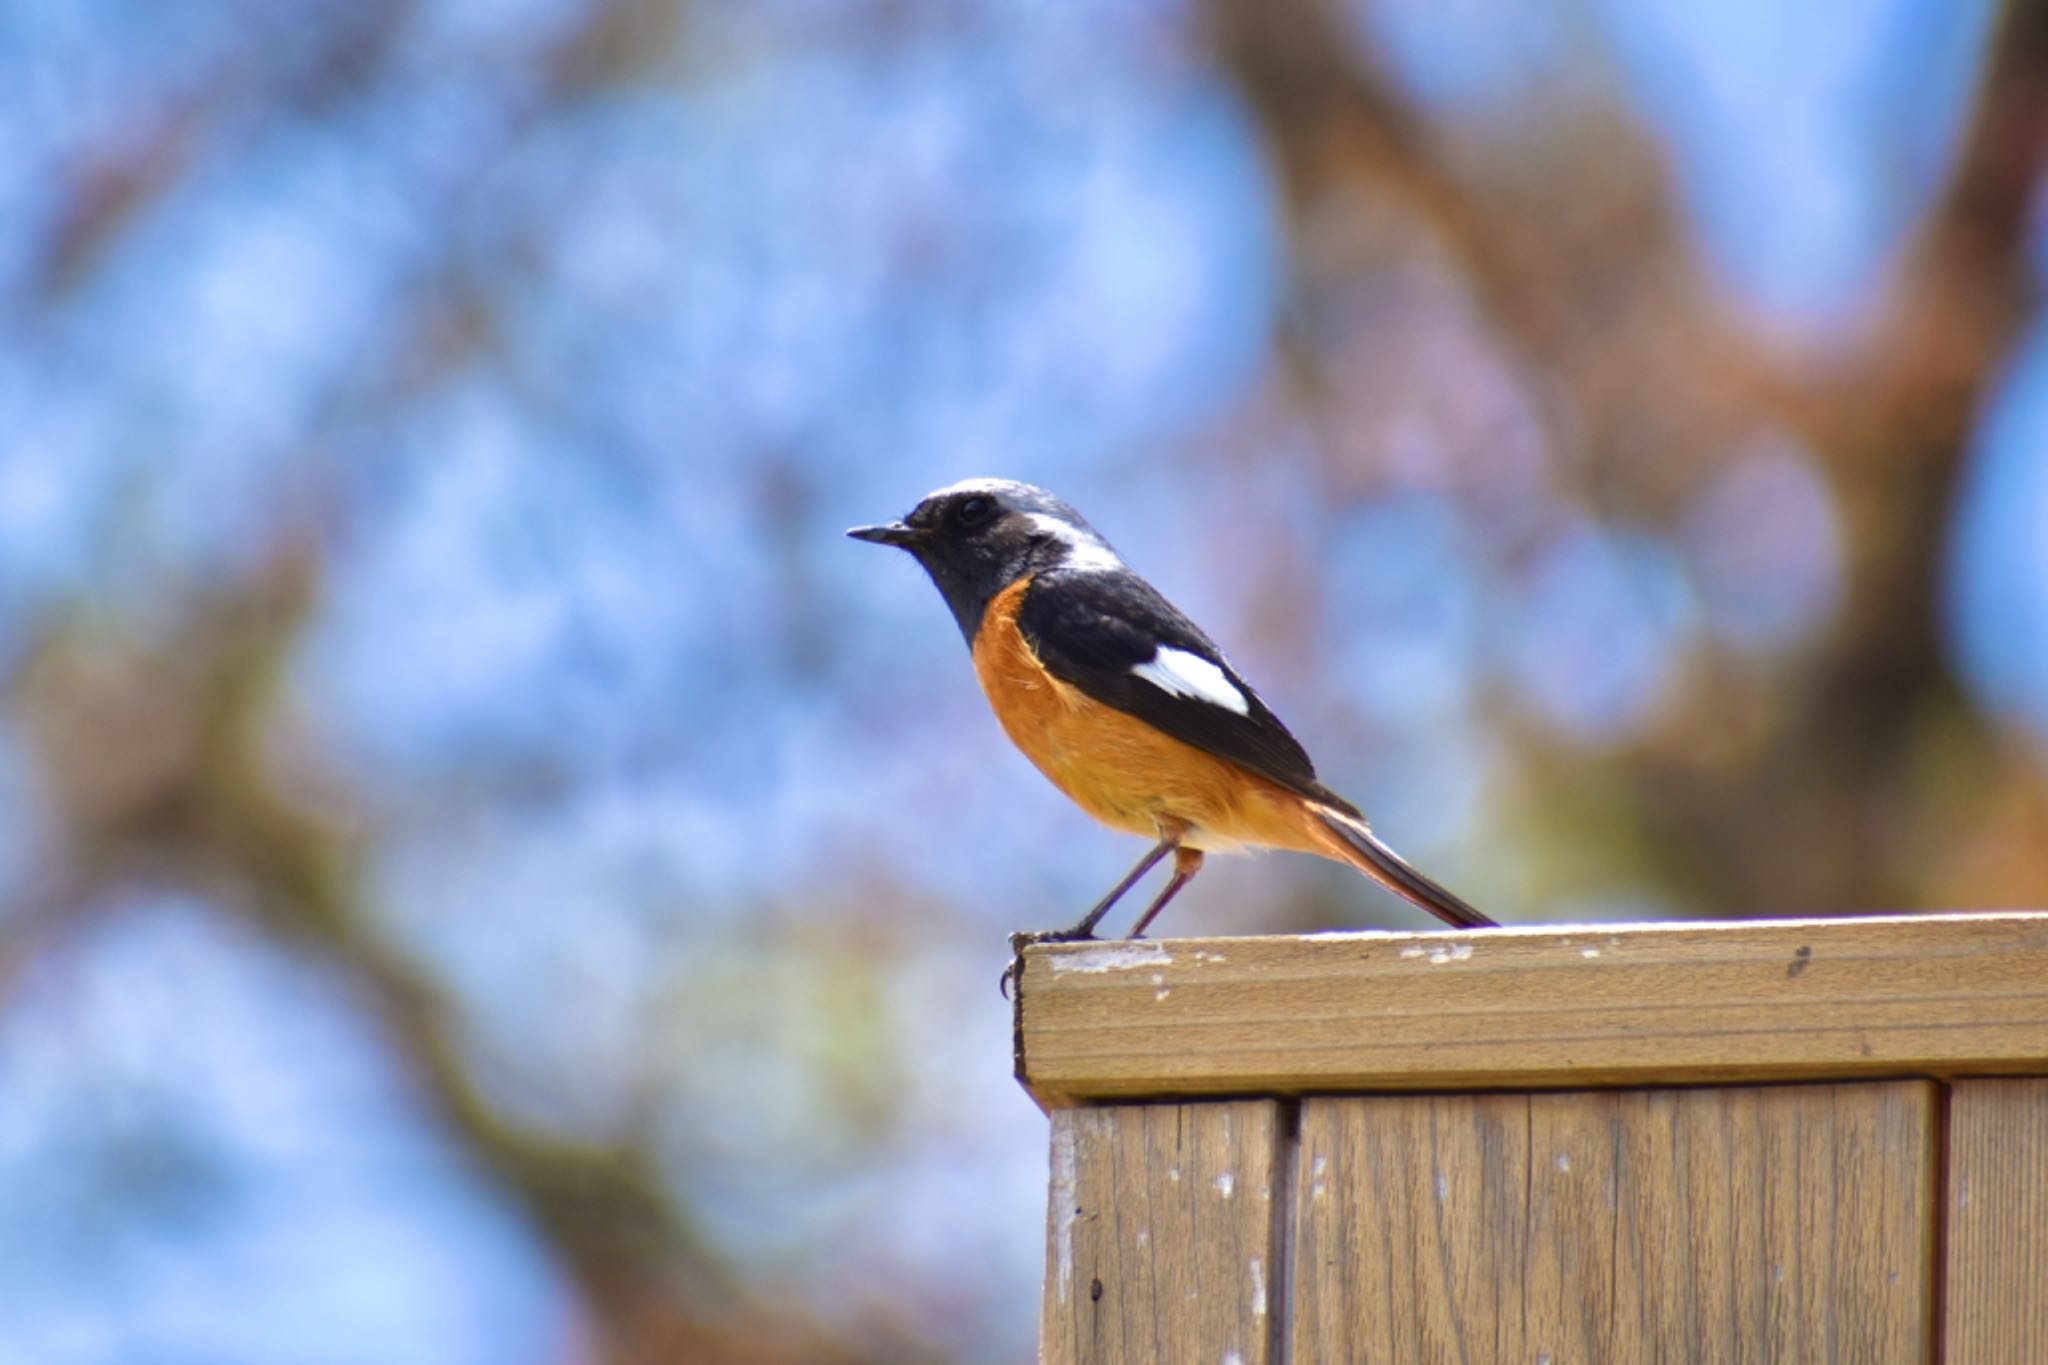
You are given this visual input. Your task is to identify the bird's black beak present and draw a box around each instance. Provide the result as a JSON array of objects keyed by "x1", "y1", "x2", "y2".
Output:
[{"x1": 847, "y1": 521, "x2": 923, "y2": 548}]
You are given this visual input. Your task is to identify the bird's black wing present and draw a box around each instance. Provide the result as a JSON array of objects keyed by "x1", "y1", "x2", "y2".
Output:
[{"x1": 1016, "y1": 569, "x2": 1356, "y2": 812}]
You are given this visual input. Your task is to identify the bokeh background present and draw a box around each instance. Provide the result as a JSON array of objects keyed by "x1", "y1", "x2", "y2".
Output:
[{"x1": 5, "y1": 0, "x2": 2048, "y2": 1360}]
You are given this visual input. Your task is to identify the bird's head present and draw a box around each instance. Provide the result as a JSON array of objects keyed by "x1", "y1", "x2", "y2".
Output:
[{"x1": 848, "y1": 478, "x2": 1121, "y2": 641}]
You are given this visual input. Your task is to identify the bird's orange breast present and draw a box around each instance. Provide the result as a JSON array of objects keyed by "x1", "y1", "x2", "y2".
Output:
[{"x1": 970, "y1": 576, "x2": 1321, "y2": 855}]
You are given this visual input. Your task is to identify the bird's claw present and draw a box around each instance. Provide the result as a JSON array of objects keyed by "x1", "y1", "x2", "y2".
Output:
[{"x1": 1000, "y1": 927, "x2": 1100, "y2": 998}]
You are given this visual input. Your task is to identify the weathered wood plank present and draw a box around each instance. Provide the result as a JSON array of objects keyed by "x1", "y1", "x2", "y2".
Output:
[
  {"x1": 1945, "y1": 1077, "x2": 2048, "y2": 1361},
  {"x1": 1291, "y1": 1083, "x2": 1936, "y2": 1364},
  {"x1": 1043, "y1": 1100, "x2": 1281, "y2": 1365},
  {"x1": 1014, "y1": 913, "x2": 2048, "y2": 1106}
]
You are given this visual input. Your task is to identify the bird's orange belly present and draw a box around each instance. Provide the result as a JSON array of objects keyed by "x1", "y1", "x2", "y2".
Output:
[{"x1": 970, "y1": 578, "x2": 1317, "y2": 855}]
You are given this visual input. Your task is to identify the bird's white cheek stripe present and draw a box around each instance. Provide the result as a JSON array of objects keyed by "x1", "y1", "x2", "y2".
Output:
[{"x1": 1131, "y1": 647, "x2": 1250, "y2": 715}]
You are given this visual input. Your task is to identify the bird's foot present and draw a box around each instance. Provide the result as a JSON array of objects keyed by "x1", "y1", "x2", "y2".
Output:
[
  {"x1": 1018, "y1": 926, "x2": 1102, "y2": 947},
  {"x1": 1000, "y1": 927, "x2": 1099, "y2": 998}
]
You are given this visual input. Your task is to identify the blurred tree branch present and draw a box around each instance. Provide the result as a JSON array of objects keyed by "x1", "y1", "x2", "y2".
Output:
[
  {"x1": 1206, "y1": 0, "x2": 2048, "y2": 914},
  {"x1": 3, "y1": 552, "x2": 869, "y2": 1363},
  {"x1": 16, "y1": 3, "x2": 911, "y2": 1351}
]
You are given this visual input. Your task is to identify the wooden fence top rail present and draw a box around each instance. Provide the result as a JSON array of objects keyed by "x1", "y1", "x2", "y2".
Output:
[{"x1": 1012, "y1": 911, "x2": 2048, "y2": 1110}]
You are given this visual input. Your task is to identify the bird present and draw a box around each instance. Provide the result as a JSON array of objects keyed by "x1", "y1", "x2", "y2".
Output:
[{"x1": 848, "y1": 478, "x2": 1493, "y2": 940}]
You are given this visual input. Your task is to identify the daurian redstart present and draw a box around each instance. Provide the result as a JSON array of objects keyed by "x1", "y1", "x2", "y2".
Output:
[{"x1": 850, "y1": 478, "x2": 1492, "y2": 939}]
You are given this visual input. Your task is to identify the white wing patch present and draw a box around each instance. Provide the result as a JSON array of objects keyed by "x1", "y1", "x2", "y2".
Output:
[{"x1": 1131, "y1": 646, "x2": 1250, "y2": 715}]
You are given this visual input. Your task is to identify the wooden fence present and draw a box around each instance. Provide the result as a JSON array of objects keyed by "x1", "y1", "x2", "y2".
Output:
[{"x1": 1011, "y1": 912, "x2": 2048, "y2": 1363}]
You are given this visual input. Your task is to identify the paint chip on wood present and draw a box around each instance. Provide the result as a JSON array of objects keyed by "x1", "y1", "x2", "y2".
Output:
[{"x1": 1049, "y1": 942, "x2": 1173, "y2": 974}]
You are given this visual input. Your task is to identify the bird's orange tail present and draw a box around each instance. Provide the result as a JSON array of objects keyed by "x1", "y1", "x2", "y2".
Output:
[{"x1": 1305, "y1": 804, "x2": 1494, "y2": 929}]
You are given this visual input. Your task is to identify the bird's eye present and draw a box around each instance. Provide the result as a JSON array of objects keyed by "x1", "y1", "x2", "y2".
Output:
[{"x1": 956, "y1": 495, "x2": 996, "y2": 526}]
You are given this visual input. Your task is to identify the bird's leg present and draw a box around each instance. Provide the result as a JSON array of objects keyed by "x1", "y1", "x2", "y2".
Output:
[
  {"x1": 1003, "y1": 834, "x2": 1184, "y2": 997},
  {"x1": 1047, "y1": 834, "x2": 1179, "y2": 941},
  {"x1": 1126, "y1": 846, "x2": 1204, "y2": 939}
]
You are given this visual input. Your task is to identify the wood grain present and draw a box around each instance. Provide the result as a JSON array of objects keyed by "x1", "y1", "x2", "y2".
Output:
[
  {"x1": 1945, "y1": 1078, "x2": 2048, "y2": 1361},
  {"x1": 1043, "y1": 1100, "x2": 1281, "y2": 1365},
  {"x1": 1013, "y1": 913, "x2": 2048, "y2": 1107},
  {"x1": 1291, "y1": 1083, "x2": 1937, "y2": 1364}
]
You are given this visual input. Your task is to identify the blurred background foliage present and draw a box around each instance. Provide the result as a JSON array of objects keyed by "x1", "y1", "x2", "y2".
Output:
[{"x1": 3, "y1": 0, "x2": 2047, "y2": 1360}]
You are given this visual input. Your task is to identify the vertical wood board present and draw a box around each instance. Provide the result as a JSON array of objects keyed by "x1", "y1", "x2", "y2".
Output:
[
  {"x1": 1289, "y1": 1083, "x2": 1937, "y2": 1364},
  {"x1": 1044, "y1": 1100, "x2": 1281, "y2": 1365},
  {"x1": 1945, "y1": 1077, "x2": 2048, "y2": 1362}
]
